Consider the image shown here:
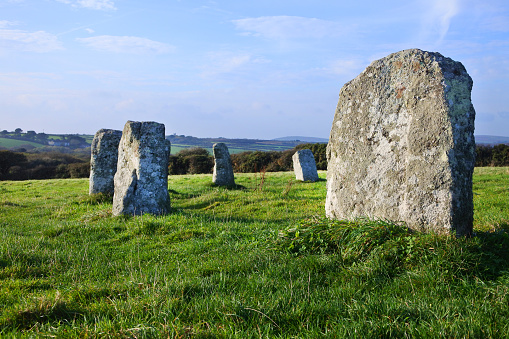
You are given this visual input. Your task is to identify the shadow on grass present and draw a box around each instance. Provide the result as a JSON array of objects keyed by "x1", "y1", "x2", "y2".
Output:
[
  {"x1": 209, "y1": 183, "x2": 247, "y2": 190},
  {"x1": 7, "y1": 299, "x2": 83, "y2": 330}
]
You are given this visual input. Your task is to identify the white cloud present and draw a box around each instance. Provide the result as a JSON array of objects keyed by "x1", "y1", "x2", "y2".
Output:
[
  {"x1": 77, "y1": 0, "x2": 115, "y2": 10},
  {"x1": 200, "y1": 51, "x2": 268, "y2": 78},
  {"x1": 327, "y1": 58, "x2": 367, "y2": 78},
  {"x1": 0, "y1": 21, "x2": 17, "y2": 29},
  {"x1": 419, "y1": 0, "x2": 459, "y2": 45},
  {"x1": 56, "y1": 0, "x2": 116, "y2": 11},
  {"x1": 232, "y1": 16, "x2": 347, "y2": 40},
  {"x1": 0, "y1": 28, "x2": 64, "y2": 52},
  {"x1": 76, "y1": 35, "x2": 175, "y2": 54},
  {"x1": 85, "y1": 28, "x2": 95, "y2": 34}
]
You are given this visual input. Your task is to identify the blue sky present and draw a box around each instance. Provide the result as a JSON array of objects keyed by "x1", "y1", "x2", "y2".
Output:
[{"x1": 1, "y1": 0, "x2": 508, "y2": 139}]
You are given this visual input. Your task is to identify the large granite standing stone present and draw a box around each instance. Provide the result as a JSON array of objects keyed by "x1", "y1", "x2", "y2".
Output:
[
  {"x1": 326, "y1": 49, "x2": 476, "y2": 236},
  {"x1": 293, "y1": 149, "x2": 319, "y2": 182},
  {"x1": 89, "y1": 129, "x2": 122, "y2": 195},
  {"x1": 112, "y1": 121, "x2": 171, "y2": 216},
  {"x1": 212, "y1": 143, "x2": 235, "y2": 186}
]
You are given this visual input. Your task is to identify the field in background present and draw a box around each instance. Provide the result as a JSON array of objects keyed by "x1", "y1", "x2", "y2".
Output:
[
  {"x1": 0, "y1": 169, "x2": 508, "y2": 337},
  {"x1": 0, "y1": 134, "x2": 316, "y2": 155},
  {"x1": 0, "y1": 139, "x2": 42, "y2": 149}
]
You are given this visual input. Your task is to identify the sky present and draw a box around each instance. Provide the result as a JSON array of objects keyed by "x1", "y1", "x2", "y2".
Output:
[{"x1": 1, "y1": 0, "x2": 508, "y2": 139}]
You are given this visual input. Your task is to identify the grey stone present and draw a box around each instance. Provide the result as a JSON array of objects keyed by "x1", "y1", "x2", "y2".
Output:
[
  {"x1": 293, "y1": 149, "x2": 319, "y2": 182},
  {"x1": 89, "y1": 129, "x2": 122, "y2": 195},
  {"x1": 112, "y1": 121, "x2": 171, "y2": 216},
  {"x1": 325, "y1": 49, "x2": 475, "y2": 236},
  {"x1": 212, "y1": 143, "x2": 235, "y2": 186}
]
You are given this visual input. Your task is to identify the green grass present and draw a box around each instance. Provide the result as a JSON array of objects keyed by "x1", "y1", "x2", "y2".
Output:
[
  {"x1": 473, "y1": 167, "x2": 509, "y2": 231},
  {"x1": 0, "y1": 138, "x2": 43, "y2": 149},
  {"x1": 1, "y1": 170, "x2": 509, "y2": 337}
]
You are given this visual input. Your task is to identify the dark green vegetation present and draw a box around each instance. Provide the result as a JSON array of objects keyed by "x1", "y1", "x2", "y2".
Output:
[
  {"x1": 476, "y1": 144, "x2": 509, "y2": 167},
  {"x1": 0, "y1": 143, "x2": 326, "y2": 181},
  {"x1": 169, "y1": 143, "x2": 327, "y2": 175},
  {"x1": 1, "y1": 168, "x2": 509, "y2": 337},
  {"x1": 0, "y1": 151, "x2": 90, "y2": 181}
]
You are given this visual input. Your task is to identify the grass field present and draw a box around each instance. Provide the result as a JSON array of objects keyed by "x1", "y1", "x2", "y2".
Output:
[
  {"x1": 0, "y1": 168, "x2": 508, "y2": 337},
  {"x1": 0, "y1": 138, "x2": 43, "y2": 149}
]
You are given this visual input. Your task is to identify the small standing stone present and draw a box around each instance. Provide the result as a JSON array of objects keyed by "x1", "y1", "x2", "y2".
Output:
[
  {"x1": 325, "y1": 49, "x2": 475, "y2": 236},
  {"x1": 89, "y1": 129, "x2": 122, "y2": 195},
  {"x1": 212, "y1": 143, "x2": 235, "y2": 186},
  {"x1": 292, "y1": 149, "x2": 319, "y2": 182},
  {"x1": 112, "y1": 121, "x2": 171, "y2": 216}
]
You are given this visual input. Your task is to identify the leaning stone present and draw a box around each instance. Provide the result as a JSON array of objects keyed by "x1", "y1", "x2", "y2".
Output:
[
  {"x1": 89, "y1": 129, "x2": 122, "y2": 195},
  {"x1": 325, "y1": 49, "x2": 476, "y2": 236},
  {"x1": 212, "y1": 143, "x2": 235, "y2": 186},
  {"x1": 112, "y1": 121, "x2": 171, "y2": 216},
  {"x1": 292, "y1": 149, "x2": 319, "y2": 182}
]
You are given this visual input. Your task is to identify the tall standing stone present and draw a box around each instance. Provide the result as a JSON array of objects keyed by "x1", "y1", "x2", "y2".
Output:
[
  {"x1": 112, "y1": 121, "x2": 171, "y2": 216},
  {"x1": 212, "y1": 143, "x2": 235, "y2": 186},
  {"x1": 326, "y1": 49, "x2": 476, "y2": 236},
  {"x1": 89, "y1": 129, "x2": 122, "y2": 195},
  {"x1": 293, "y1": 149, "x2": 319, "y2": 182}
]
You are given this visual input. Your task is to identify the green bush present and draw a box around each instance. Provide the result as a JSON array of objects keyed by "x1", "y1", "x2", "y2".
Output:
[
  {"x1": 0, "y1": 150, "x2": 27, "y2": 178},
  {"x1": 0, "y1": 151, "x2": 89, "y2": 180},
  {"x1": 169, "y1": 147, "x2": 213, "y2": 175},
  {"x1": 475, "y1": 144, "x2": 509, "y2": 167},
  {"x1": 230, "y1": 143, "x2": 327, "y2": 173}
]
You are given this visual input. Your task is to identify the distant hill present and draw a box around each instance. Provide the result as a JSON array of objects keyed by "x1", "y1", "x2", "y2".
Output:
[
  {"x1": 3, "y1": 132, "x2": 509, "y2": 154},
  {"x1": 272, "y1": 136, "x2": 329, "y2": 143},
  {"x1": 475, "y1": 135, "x2": 509, "y2": 145},
  {"x1": 167, "y1": 135, "x2": 308, "y2": 154}
]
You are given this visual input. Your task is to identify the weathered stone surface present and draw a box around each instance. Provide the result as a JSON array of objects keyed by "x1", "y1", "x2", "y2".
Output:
[
  {"x1": 112, "y1": 121, "x2": 171, "y2": 216},
  {"x1": 212, "y1": 143, "x2": 235, "y2": 186},
  {"x1": 89, "y1": 129, "x2": 122, "y2": 195},
  {"x1": 326, "y1": 49, "x2": 475, "y2": 236},
  {"x1": 293, "y1": 149, "x2": 319, "y2": 182}
]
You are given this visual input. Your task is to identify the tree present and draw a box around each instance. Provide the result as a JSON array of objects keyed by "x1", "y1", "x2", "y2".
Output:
[
  {"x1": 0, "y1": 150, "x2": 27, "y2": 178},
  {"x1": 36, "y1": 133, "x2": 48, "y2": 143},
  {"x1": 68, "y1": 135, "x2": 87, "y2": 148},
  {"x1": 25, "y1": 130, "x2": 36, "y2": 140},
  {"x1": 492, "y1": 144, "x2": 509, "y2": 166},
  {"x1": 168, "y1": 147, "x2": 213, "y2": 175},
  {"x1": 475, "y1": 145, "x2": 493, "y2": 167},
  {"x1": 14, "y1": 128, "x2": 23, "y2": 134}
]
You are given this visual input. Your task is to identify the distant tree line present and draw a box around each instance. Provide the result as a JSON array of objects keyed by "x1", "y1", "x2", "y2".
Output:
[
  {"x1": 168, "y1": 143, "x2": 327, "y2": 175},
  {"x1": 168, "y1": 143, "x2": 509, "y2": 175},
  {"x1": 0, "y1": 151, "x2": 89, "y2": 181},
  {"x1": 0, "y1": 128, "x2": 89, "y2": 148},
  {"x1": 476, "y1": 144, "x2": 509, "y2": 167},
  {"x1": 2, "y1": 143, "x2": 508, "y2": 181}
]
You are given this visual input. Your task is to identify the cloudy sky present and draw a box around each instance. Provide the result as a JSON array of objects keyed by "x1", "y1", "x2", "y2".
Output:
[{"x1": 1, "y1": 0, "x2": 508, "y2": 139}]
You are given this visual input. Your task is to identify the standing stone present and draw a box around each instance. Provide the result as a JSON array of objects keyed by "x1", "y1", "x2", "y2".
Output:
[
  {"x1": 112, "y1": 121, "x2": 171, "y2": 216},
  {"x1": 89, "y1": 129, "x2": 122, "y2": 195},
  {"x1": 293, "y1": 149, "x2": 319, "y2": 182},
  {"x1": 212, "y1": 143, "x2": 235, "y2": 186},
  {"x1": 326, "y1": 49, "x2": 475, "y2": 236}
]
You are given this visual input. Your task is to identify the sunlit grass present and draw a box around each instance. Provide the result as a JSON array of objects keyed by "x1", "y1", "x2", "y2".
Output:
[{"x1": 1, "y1": 169, "x2": 508, "y2": 337}]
